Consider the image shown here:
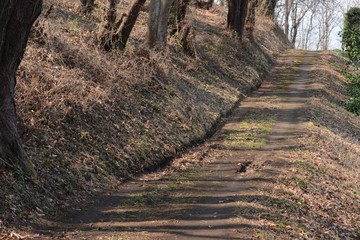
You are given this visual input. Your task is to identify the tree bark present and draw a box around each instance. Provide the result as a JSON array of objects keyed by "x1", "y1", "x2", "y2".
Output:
[
  {"x1": 179, "y1": 24, "x2": 194, "y2": 56},
  {"x1": 100, "y1": 0, "x2": 118, "y2": 51},
  {"x1": 100, "y1": 0, "x2": 146, "y2": 51},
  {"x1": 290, "y1": 3, "x2": 297, "y2": 44},
  {"x1": 169, "y1": 0, "x2": 190, "y2": 35},
  {"x1": 304, "y1": 10, "x2": 315, "y2": 50},
  {"x1": 148, "y1": 0, "x2": 161, "y2": 48},
  {"x1": 116, "y1": 0, "x2": 146, "y2": 50},
  {"x1": 227, "y1": 0, "x2": 249, "y2": 39},
  {"x1": 284, "y1": 0, "x2": 291, "y2": 38},
  {"x1": 195, "y1": 0, "x2": 214, "y2": 10},
  {"x1": 245, "y1": 0, "x2": 257, "y2": 38},
  {"x1": 158, "y1": 0, "x2": 173, "y2": 44},
  {"x1": 0, "y1": 0, "x2": 42, "y2": 174},
  {"x1": 148, "y1": 0, "x2": 174, "y2": 48},
  {"x1": 289, "y1": 1, "x2": 313, "y2": 46}
]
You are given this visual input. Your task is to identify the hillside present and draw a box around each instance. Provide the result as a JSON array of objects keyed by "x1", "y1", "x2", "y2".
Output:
[
  {"x1": 26, "y1": 51, "x2": 360, "y2": 240},
  {"x1": 0, "y1": 0, "x2": 290, "y2": 232},
  {"x1": 1, "y1": 1, "x2": 360, "y2": 239}
]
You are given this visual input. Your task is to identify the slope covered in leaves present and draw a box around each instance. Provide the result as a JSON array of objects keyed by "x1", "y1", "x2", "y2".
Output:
[
  {"x1": 0, "y1": 0, "x2": 290, "y2": 229},
  {"x1": 250, "y1": 51, "x2": 360, "y2": 239}
]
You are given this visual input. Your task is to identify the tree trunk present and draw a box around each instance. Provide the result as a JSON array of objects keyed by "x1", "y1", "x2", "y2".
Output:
[
  {"x1": 291, "y1": 26, "x2": 297, "y2": 45},
  {"x1": 304, "y1": 10, "x2": 315, "y2": 50},
  {"x1": 245, "y1": 0, "x2": 257, "y2": 38},
  {"x1": 256, "y1": 0, "x2": 277, "y2": 17},
  {"x1": 107, "y1": 0, "x2": 117, "y2": 27},
  {"x1": 289, "y1": 1, "x2": 312, "y2": 47},
  {"x1": 99, "y1": 0, "x2": 117, "y2": 51},
  {"x1": 284, "y1": 0, "x2": 291, "y2": 38},
  {"x1": 169, "y1": 0, "x2": 190, "y2": 35},
  {"x1": 116, "y1": 0, "x2": 146, "y2": 50},
  {"x1": 0, "y1": 0, "x2": 42, "y2": 175},
  {"x1": 228, "y1": 0, "x2": 240, "y2": 33},
  {"x1": 179, "y1": 24, "x2": 194, "y2": 56},
  {"x1": 148, "y1": 0, "x2": 174, "y2": 48},
  {"x1": 158, "y1": 0, "x2": 173, "y2": 44},
  {"x1": 148, "y1": 0, "x2": 161, "y2": 48},
  {"x1": 227, "y1": 0, "x2": 249, "y2": 39},
  {"x1": 99, "y1": 0, "x2": 118, "y2": 51},
  {"x1": 100, "y1": 0, "x2": 145, "y2": 51},
  {"x1": 290, "y1": 4, "x2": 297, "y2": 45},
  {"x1": 195, "y1": 0, "x2": 214, "y2": 10}
]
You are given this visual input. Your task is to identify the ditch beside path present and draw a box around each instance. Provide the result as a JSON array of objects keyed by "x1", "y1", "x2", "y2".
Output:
[{"x1": 33, "y1": 50, "x2": 319, "y2": 239}]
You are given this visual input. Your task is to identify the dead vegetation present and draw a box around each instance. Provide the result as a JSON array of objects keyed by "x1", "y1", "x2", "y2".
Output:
[
  {"x1": 0, "y1": 0, "x2": 290, "y2": 232},
  {"x1": 266, "y1": 52, "x2": 360, "y2": 239}
]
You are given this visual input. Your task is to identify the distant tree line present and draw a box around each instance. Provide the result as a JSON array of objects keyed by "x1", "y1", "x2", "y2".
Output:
[
  {"x1": 88, "y1": 0, "x2": 278, "y2": 51},
  {"x1": 275, "y1": 0, "x2": 360, "y2": 51}
]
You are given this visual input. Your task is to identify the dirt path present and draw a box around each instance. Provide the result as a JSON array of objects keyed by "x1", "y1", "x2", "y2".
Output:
[{"x1": 32, "y1": 50, "x2": 319, "y2": 239}]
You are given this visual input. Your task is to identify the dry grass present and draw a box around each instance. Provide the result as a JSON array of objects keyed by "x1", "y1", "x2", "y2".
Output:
[
  {"x1": 0, "y1": 0, "x2": 290, "y2": 231},
  {"x1": 267, "y1": 52, "x2": 360, "y2": 239}
]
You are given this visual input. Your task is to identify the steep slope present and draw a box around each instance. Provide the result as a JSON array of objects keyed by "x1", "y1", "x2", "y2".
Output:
[
  {"x1": 24, "y1": 51, "x2": 360, "y2": 240},
  {"x1": 0, "y1": 0, "x2": 290, "y2": 230}
]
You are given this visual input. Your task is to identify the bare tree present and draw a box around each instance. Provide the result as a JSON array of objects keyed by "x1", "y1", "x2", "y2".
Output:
[
  {"x1": 99, "y1": 0, "x2": 118, "y2": 51},
  {"x1": 277, "y1": 0, "x2": 316, "y2": 44},
  {"x1": 227, "y1": 0, "x2": 249, "y2": 39},
  {"x1": 0, "y1": 0, "x2": 42, "y2": 175},
  {"x1": 283, "y1": 0, "x2": 294, "y2": 38},
  {"x1": 302, "y1": 6, "x2": 315, "y2": 49},
  {"x1": 289, "y1": 0, "x2": 316, "y2": 45},
  {"x1": 100, "y1": 0, "x2": 146, "y2": 51},
  {"x1": 148, "y1": 0, "x2": 174, "y2": 48},
  {"x1": 195, "y1": 0, "x2": 214, "y2": 9},
  {"x1": 245, "y1": 0, "x2": 258, "y2": 38},
  {"x1": 158, "y1": 0, "x2": 173, "y2": 44},
  {"x1": 316, "y1": 0, "x2": 341, "y2": 50},
  {"x1": 276, "y1": 0, "x2": 345, "y2": 50},
  {"x1": 169, "y1": 0, "x2": 191, "y2": 35}
]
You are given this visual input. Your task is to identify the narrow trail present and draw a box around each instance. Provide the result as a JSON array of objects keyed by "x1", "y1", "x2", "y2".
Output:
[{"x1": 33, "y1": 50, "x2": 319, "y2": 239}]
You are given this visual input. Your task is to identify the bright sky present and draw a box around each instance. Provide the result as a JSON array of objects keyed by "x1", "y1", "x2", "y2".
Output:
[
  {"x1": 330, "y1": 1, "x2": 359, "y2": 49},
  {"x1": 304, "y1": 0, "x2": 359, "y2": 50}
]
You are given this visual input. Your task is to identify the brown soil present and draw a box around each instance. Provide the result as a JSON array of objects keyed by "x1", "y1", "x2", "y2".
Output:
[{"x1": 20, "y1": 50, "x2": 357, "y2": 239}]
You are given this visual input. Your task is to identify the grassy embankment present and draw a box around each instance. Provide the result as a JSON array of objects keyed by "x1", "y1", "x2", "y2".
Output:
[{"x1": 0, "y1": 0, "x2": 290, "y2": 229}]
